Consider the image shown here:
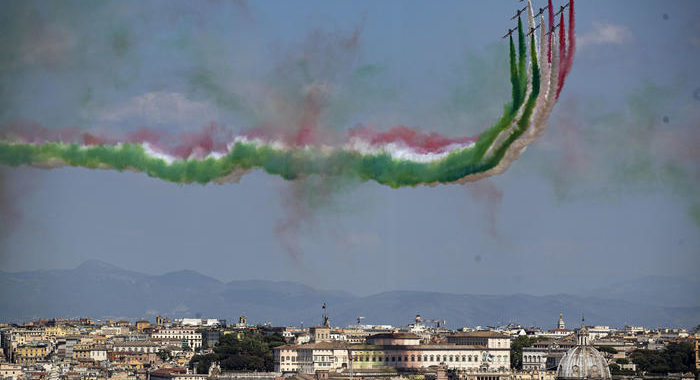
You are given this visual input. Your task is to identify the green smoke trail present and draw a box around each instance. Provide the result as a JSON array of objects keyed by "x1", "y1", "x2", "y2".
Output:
[
  {"x1": 517, "y1": 17, "x2": 528, "y2": 106},
  {"x1": 509, "y1": 35, "x2": 520, "y2": 114}
]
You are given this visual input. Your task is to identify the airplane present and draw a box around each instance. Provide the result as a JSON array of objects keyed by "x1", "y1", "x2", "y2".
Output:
[
  {"x1": 554, "y1": 3, "x2": 569, "y2": 16},
  {"x1": 534, "y1": 5, "x2": 549, "y2": 18},
  {"x1": 502, "y1": 27, "x2": 518, "y2": 39},
  {"x1": 527, "y1": 24, "x2": 542, "y2": 37},
  {"x1": 545, "y1": 23, "x2": 560, "y2": 36},
  {"x1": 511, "y1": 6, "x2": 528, "y2": 20}
]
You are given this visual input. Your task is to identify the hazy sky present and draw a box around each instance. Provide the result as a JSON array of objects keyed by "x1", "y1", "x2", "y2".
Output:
[{"x1": 1, "y1": 0, "x2": 699, "y2": 296}]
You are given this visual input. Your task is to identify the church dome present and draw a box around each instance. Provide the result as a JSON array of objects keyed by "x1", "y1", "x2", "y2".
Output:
[{"x1": 556, "y1": 318, "x2": 611, "y2": 380}]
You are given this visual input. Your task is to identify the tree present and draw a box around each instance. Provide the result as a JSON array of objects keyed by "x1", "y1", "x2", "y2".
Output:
[
  {"x1": 630, "y1": 342, "x2": 695, "y2": 375},
  {"x1": 191, "y1": 353, "x2": 218, "y2": 374},
  {"x1": 615, "y1": 358, "x2": 629, "y2": 365},
  {"x1": 596, "y1": 346, "x2": 617, "y2": 354},
  {"x1": 609, "y1": 363, "x2": 635, "y2": 376},
  {"x1": 510, "y1": 336, "x2": 543, "y2": 370},
  {"x1": 189, "y1": 331, "x2": 286, "y2": 373},
  {"x1": 158, "y1": 349, "x2": 172, "y2": 362}
]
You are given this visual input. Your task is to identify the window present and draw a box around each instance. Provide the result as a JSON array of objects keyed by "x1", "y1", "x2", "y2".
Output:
[
  {"x1": 449, "y1": 355, "x2": 453, "y2": 362},
  {"x1": 430, "y1": 355, "x2": 434, "y2": 362},
  {"x1": 462, "y1": 355, "x2": 466, "y2": 362},
  {"x1": 411, "y1": 355, "x2": 415, "y2": 362}
]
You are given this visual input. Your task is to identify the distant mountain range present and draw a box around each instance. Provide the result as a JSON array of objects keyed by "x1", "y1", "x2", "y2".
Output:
[{"x1": 1, "y1": 260, "x2": 698, "y2": 328}]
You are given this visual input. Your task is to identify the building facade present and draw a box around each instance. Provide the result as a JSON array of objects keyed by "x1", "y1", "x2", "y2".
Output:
[
  {"x1": 152, "y1": 329, "x2": 202, "y2": 350},
  {"x1": 275, "y1": 332, "x2": 511, "y2": 374}
]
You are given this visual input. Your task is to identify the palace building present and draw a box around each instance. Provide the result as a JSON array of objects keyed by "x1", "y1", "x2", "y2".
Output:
[{"x1": 274, "y1": 331, "x2": 511, "y2": 374}]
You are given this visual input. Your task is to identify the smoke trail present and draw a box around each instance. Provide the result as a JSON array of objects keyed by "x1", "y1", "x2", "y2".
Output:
[
  {"x1": 0, "y1": 3, "x2": 575, "y2": 189},
  {"x1": 466, "y1": 181, "x2": 503, "y2": 239},
  {"x1": 548, "y1": 0, "x2": 554, "y2": 63},
  {"x1": 557, "y1": 0, "x2": 576, "y2": 99}
]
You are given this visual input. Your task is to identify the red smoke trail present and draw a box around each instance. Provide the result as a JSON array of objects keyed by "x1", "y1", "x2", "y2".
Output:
[
  {"x1": 173, "y1": 122, "x2": 232, "y2": 159},
  {"x1": 126, "y1": 128, "x2": 164, "y2": 146},
  {"x1": 466, "y1": 181, "x2": 503, "y2": 239},
  {"x1": 562, "y1": 0, "x2": 576, "y2": 90},
  {"x1": 1, "y1": 119, "x2": 486, "y2": 157},
  {"x1": 548, "y1": 0, "x2": 554, "y2": 63},
  {"x1": 2, "y1": 120, "x2": 81, "y2": 144},
  {"x1": 83, "y1": 133, "x2": 119, "y2": 146},
  {"x1": 557, "y1": 0, "x2": 575, "y2": 99},
  {"x1": 349, "y1": 126, "x2": 478, "y2": 154},
  {"x1": 275, "y1": 181, "x2": 310, "y2": 263},
  {"x1": 557, "y1": 13, "x2": 567, "y2": 98},
  {"x1": 294, "y1": 86, "x2": 324, "y2": 147}
]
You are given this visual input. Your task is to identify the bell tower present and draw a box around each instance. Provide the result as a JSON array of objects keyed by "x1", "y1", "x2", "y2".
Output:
[{"x1": 557, "y1": 313, "x2": 565, "y2": 329}]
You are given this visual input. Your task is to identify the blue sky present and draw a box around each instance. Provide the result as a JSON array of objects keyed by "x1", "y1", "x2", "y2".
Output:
[{"x1": 1, "y1": 0, "x2": 699, "y2": 296}]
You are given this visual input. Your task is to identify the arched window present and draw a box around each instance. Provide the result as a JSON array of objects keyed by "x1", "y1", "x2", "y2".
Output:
[
  {"x1": 430, "y1": 355, "x2": 434, "y2": 362},
  {"x1": 411, "y1": 355, "x2": 415, "y2": 362}
]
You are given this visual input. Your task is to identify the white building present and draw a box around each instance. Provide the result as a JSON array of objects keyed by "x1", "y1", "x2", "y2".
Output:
[
  {"x1": 178, "y1": 319, "x2": 221, "y2": 328},
  {"x1": 152, "y1": 328, "x2": 202, "y2": 350},
  {"x1": 274, "y1": 332, "x2": 511, "y2": 374},
  {"x1": 113, "y1": 341, "x2": 159, "y2": 353},
  {"x1": 587, "y1": 326, "x2": 611, "y2": 341}
]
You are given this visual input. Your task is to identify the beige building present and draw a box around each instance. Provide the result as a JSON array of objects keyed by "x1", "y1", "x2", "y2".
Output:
[
  {"x1": 0, "y1": 363, "x2": 23, "y2": 379},
  {"x1": 113, "y1": 341, "x2": 159, "y2": 354},
  {"x1": 14, "y1": 343, "x2": 49, "y2": 365},
  {"x1": 152, "y1": 329, "x2": 202, "y2": 350},
  {"x1": 275, "y1": 332, "x2": 511, "y2": 374}
]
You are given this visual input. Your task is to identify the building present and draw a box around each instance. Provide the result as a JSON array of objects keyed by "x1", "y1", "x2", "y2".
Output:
[
  {"x1": 113, "y1": 341, "x2": 159, "y2": 354},
  {"x1": 0, "y1": 363, "x2": 23, "y2": 379},
  {"x1": 586, "y1": 327, "x2": 610, "y2": 341},
  {"x1": 135, "y1": 321, "x2": 151, "y2": 331},
  {"x1": 522, "y1": 339, "x2": 576, "y2": 371},
  {"x1": 446, "y1": 332, "x2": 510, "y2": 350},
  {"x1": 274, "y1": 332, "x2": 511, "y2": 374},
  {"x1": 555, "y1": 321, "x2": 610, "y2": 379},
  {"x1": 156, "y1": 316, "x2": 170, "y2": 326},
  {"x1": 14, "y1": 343, "x2": 49, "y2": 365},
  {"x1": 152, "y1": 329, "x2": 202, "y2": 350},
  {"x1": 149, "y1": 368, "x2": 207, "y2": 380}
]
